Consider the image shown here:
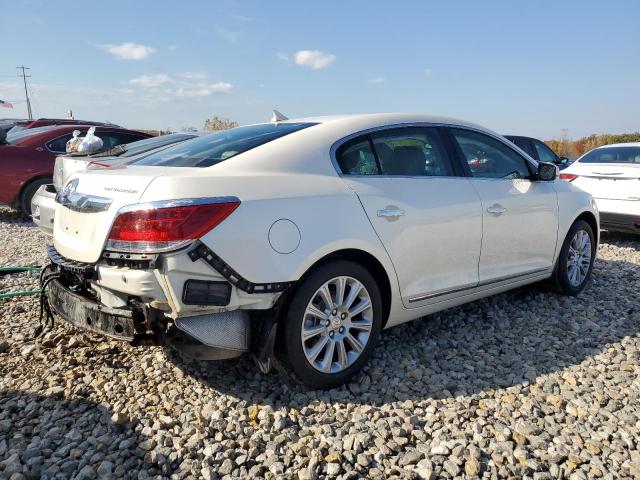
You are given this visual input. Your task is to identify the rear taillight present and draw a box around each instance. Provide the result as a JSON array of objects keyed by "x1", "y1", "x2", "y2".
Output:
[
  {"x1": 559, "y1": 173, "x2": 579, "y2": 182},
  {"x1": 106, "y1": 199, "x2": 240, "y2": 253}
]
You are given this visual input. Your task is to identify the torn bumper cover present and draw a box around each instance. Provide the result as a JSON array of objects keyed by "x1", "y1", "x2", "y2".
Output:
[{"x1": 48, "y1": 279, "x2": 138, "y2": 341}]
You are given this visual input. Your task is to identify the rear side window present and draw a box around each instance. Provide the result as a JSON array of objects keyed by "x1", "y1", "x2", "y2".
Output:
[
  {"x1": 579, "y1": 146, "x2": 640, "y2": 164},
  {"x1": 46, "y1": 133, "x2": 76, "y2": 153},
  {"x1": 336, "y1": 127, "x2": 453, "y2": 176},
  {"x1": 128, "y1": 123, "x2": 317, "y2": 168},
  {"x1": 371, "y1": 128, "x2": 452, "y2": 176},
  {"x1": 336, "y1": 137, "x2": 379, "y2": 175},
  {"x1": 451, "y1": 129, "x2": 531, "y2": 179}
]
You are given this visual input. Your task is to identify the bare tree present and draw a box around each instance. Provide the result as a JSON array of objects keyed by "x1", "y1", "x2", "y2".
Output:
[{"x1": 203, "y1": 116, "x2": 238, "y2": 132}]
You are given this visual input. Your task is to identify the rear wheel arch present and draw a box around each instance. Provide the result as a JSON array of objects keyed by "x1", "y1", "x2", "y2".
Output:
[{"x1": 278, "y1": 248, "x2": 392, "y2": 332}]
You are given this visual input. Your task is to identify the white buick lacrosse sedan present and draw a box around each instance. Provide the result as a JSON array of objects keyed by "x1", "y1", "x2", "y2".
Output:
[{"x1": 46, "y1": 113, "x2": 598, "y2": 388}]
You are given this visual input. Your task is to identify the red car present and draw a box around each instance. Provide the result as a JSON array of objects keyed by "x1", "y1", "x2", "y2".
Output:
[
  {"x1": 7, "y1": 117, "x2": 120, "y2": 135},
  {"x1": 0, "y1": 125, "x2": 151, "y2": 213}
]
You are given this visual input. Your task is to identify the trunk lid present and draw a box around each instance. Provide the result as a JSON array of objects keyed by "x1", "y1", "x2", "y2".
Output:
[
  {"x1": 570, "y1": 163, "x2": 640, "y2": 201},
  {"x1": 53, "y1": 167, "x2": 165, "y2": 263}
]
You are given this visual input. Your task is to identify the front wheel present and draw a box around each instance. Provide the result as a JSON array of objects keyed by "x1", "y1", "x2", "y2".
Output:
[
  {"x1": 552, "y1": 220, "x2": 596, "y2": 295},
  {"x1": 280, "y1": 260, "x2": 383, "y2": 389},
  {"x1": 20, "y1": 178, "x2": 52, "y2": 215}
]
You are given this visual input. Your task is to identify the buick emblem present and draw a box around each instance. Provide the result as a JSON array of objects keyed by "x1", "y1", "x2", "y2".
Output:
[{"x1": 56, "y1": 178, "x2": 79, "y2": 205}]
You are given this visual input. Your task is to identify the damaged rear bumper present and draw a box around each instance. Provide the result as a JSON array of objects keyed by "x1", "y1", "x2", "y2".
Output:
[{"x1": 48, "y1": 279, "x2": 140, "y2": 341}]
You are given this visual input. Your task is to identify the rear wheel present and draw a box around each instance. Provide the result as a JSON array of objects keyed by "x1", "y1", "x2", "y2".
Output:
[
  {"x1": 20, "y1": 178, "x2": 52, "y2": 215},
  {"x1": 280, "y1": 260, "x2": 383, "y2": 389},
  {"x1": 552, "y1": 220, "x2": 596, "y2": 295}
]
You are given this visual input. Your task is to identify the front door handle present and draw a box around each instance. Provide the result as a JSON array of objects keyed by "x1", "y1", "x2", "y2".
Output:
[
  {"x1": 377, "y1": 208, "x2": 406, "y2": 219},
  {"x1": 487, "y1": 204, "x2": 507, "y2": 215}
]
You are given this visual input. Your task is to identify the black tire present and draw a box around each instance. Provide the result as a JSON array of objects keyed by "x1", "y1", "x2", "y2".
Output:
[
  {"x1": 20, "y1": 178, "x2": 52, "y2": 215},
  {"x1": 279, "y1": 260, "x2": 383, "y2": 389},
  {"x1": 552, "y1": 220, "x2": 596, "y2": 295}
]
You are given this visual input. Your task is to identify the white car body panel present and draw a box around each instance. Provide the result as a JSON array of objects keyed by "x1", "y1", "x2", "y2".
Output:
[
  {"x1": 342, "y1": 175, "x2": 482, "y2": 307},
  {"x1": 49, "y1": 113, "x2": 598, "y2": 338},
  {"x1": 562, "y1": 142, "x2": 639, "y2": 232},
  {"x1": 468, "y1": 178, "x2": 559, "y2": 282}
]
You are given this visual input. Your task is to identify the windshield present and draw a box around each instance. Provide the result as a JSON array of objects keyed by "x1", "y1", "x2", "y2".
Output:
[
  {"x1": 91, "y1": 133, "x2": 196, "y2": 158},
  {"x1": 128, "y1": 123, "x2": 317, "y2": 168},
  {"x1": 6, "y1": 125, "x2": 58, "y2": 144},
  {"x1": 579, "y1": 146, "x2": 640, "y2": 164}
]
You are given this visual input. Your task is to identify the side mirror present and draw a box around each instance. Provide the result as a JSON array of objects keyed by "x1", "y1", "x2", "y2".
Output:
[{"x1": 536, "y1": 162, "x2": 558, "y2": 181}]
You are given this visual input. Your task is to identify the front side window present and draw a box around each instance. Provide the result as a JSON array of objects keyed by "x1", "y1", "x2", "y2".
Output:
[
  {"x1": 129, "y1": 122, "x2": 317, "y2": 168},
  {"x1": 451, "y1": 129, "x2": 531, "y2": 179},
  {"x1": 533, "y1": 140, "x2": 558, "y2": 163},
  {"x1": 579, "y1": 146, "x2": 640, "y2": 164}
]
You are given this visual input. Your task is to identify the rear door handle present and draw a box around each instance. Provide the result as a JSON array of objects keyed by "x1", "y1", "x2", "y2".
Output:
[
  {"x1": 486, "y1": 204, "x2": 507, "y2": 215},
  {"x1": 377, "y1": 208, "x2": 406, "y2": 218}
]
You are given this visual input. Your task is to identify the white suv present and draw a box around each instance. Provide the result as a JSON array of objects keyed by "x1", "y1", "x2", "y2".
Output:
[{"x1": 45, "y1": 113, "x2": 599, "y2": 388}]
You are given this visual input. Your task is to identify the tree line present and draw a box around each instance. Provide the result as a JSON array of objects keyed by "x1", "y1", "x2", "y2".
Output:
[{"x1": 546, "y1": 132, "x2": 640, "y2": 158}]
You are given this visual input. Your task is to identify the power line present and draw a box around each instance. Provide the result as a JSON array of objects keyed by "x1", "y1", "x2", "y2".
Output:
[{"x1": 16, "y1": 66, "x2": 32, "y2": 119}]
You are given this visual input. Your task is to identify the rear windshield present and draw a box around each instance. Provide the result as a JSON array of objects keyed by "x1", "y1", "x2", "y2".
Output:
[
  {"x1": 7, "y1": 125, "x2": 58, "y2": 144},
  {"x1": 580, "y1": 146, "x2": 640, "y2": 164},
  {"x1": 91, "y1": 133, "x2": 196, "y2": 158},
  {"x1": 128, "y1": 122, "x2": 317, "y2": 168}
]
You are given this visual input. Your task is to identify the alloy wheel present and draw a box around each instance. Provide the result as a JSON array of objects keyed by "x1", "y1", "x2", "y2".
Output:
[
  {"x1": 566, "y1": 229, "x2": 592, "y2": 287},
  {"x1": 300, "y1": 276, "x2": 374, "y2": 374}
]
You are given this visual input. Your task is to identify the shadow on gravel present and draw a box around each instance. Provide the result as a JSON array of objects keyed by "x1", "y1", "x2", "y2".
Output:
[
  {"x1": 167, "y1": 254, "x2": 640, "y2": 407},
  {"x1": 0, "y1": 208, "x2": 33, "y2": 226},
  {"x1": 600, "y1": 230, "x2": 640, "y2": 250},
  {"x1": 0, "y1": 390, "x2": 168, "y2": 478}
]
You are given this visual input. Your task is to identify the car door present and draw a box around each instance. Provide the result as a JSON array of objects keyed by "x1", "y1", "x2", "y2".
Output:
[
  {"x1": 447, "y1": 128, "x2": 559, "y2": 283},
  {"x1": 335, "y1": 126, "x2": 483, "y2": 307}
]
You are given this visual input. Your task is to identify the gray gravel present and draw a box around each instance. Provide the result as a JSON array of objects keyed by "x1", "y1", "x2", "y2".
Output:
[{"x1": 1, "y1": 207, "x2": 639, "y2": 479}]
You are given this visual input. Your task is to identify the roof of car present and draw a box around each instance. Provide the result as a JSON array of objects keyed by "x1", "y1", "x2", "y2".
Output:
[
  {"x1": 267, "y1": 113, "x2": 499, "y2": 139},
  {"x1": 596, "y1": 142, "x2": 640, "y2": 148}
]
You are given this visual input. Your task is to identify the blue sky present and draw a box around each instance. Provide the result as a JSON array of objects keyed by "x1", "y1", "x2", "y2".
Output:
[{"x1": 1, "y1": 0, "x2": 639, "y2": 138}]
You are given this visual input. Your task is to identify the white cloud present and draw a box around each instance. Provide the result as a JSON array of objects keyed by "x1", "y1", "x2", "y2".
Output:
[
  {"x1": 276, "y1": 52, "x2": 290, "y2": 62},
  {"x1": 367, "y1": 77, "x2": 386, "y2": 84},
  {"x1": 168, "y1": 45, "x2": 179, "y2": 52},
  {"x1": 424, "y1": 68, "x2": 432, "y2": 76},
  {"x1": 180, "y1": 72, "x2": 207, "y2": 80},
  {"x1": 129, "y1": 74, "x2": 171, "y2": 87},
  {"x1": 216, "y1": 28, "x2": 244, "y2": 44},
  {"x1": 175, "y1": 82, "x2": 233, "y2": 97},
  {"x1": 294, "y1": 50, "x2": 336, "y2": 69},
  {"x1": 99, "y1": 42, "x2": 156, "y2": 60},
  {"x1": 230, "y1": 14, "x2": 255, "y2": 22}
]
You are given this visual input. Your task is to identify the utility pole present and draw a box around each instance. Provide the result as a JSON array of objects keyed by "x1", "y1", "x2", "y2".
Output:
[{"x1": 16, "y1": 66, "x2": 32, "y2": 119}]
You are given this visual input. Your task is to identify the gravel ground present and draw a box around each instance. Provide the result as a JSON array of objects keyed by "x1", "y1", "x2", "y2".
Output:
[{"x1": 1, "y1": 206, "x2": 639, "y2": 479}]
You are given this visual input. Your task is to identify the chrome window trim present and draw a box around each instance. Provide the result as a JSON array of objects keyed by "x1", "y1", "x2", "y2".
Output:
[{"x1": 329, "y1": 121, "x2": 539, "y2": 178}]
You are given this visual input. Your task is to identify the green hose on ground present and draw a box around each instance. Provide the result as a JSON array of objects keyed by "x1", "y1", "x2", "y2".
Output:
[
  {"x1": 0, "y1": 266, "x2": 44, "y2": 299},
  {"x1": 0, "y1": 289, "x2": 42, "y2": 299}
]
